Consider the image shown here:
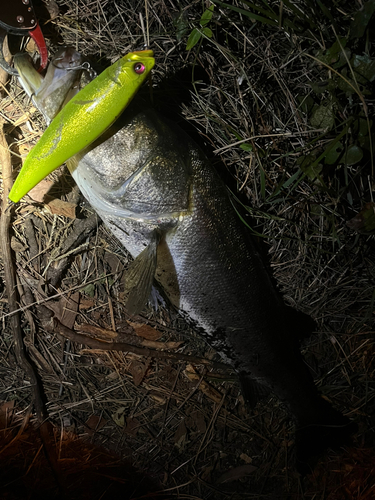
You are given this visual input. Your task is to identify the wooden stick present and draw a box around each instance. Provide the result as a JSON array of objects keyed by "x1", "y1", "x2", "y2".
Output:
[
  {"x1": 53, "y1": 319, "x2": 231, "y2": 371},
  {"x1": 0, "y1": 121, "x2": 47, "y2": 422}
]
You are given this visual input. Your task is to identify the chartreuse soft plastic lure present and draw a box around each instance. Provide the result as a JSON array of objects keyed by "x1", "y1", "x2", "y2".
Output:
[{"x1": 9, "y1": 50, "x2": 155, "y2": 203}]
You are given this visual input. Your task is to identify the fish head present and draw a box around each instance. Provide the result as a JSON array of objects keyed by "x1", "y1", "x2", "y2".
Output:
[
  {"x1": 14, "y1": 47, "x2": 84, "y2": 124},
  {"x1": 68, "y1": 109, "x2": 193, "y2": 222}
]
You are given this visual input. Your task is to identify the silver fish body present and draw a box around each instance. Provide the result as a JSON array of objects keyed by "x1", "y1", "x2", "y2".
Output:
[
  {"x1": 17, "y1": 49, "x2": 355, "y2": 470},
  {"x1": 15, "y1": 48, "x2": 83, "y2": 125},
  {"x1": 67, "y1": 109, "x2": 356, "y2": 469}
]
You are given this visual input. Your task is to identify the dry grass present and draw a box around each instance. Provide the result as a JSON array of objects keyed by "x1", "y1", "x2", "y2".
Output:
[{"x1": 0, "y1": 0, "x2": 374, "y2": 498}]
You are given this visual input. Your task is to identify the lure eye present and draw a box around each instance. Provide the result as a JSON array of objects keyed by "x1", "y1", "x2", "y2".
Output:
[{"x1": 134, "y1": 62, "x2": 145, "y2": 74}]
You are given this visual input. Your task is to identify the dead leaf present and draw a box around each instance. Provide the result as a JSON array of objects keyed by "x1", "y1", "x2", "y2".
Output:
[
  {"x1": 217, "y1": 464, "x2": 257, "y2": 483},
  {"x1": 42, "y1": 292, "x2": 80, "y2": 330},
  {"x1": 18, "y1": 204, "x2": 37, "y2": 215},
  {"x1": 77, "y1": 323, "x2": 118, "y2": 340},
  {"x1": 44, "y1": 0, "x2": 60, "y2": 19},
  {"x1": 148, "y1": 393, "x2": 166, "y2": 404},
  {"x1": 174, "y1": 420, "x2": 187, "y2": 451},
  {"x1": 112, "y1": 407, "x2": 126, "y2": 427},
  {"x1": 124, "y1": 417, "x2": 140, "y2": 437},
  {"x1": 10, "y1": 236, "x2": 27, "y2": 253},
  {"x1": 76, "y1": 322, "x2": 179, "y2": 351},
  {"x1": 240, "y1": 453, "x2": 253, "y2": 464},
  {"x1": 184, "y1": 364, "x2": 223, "y2": 403},
  {"x1": 347, "y1": 202, "x2": 375, "y2": 234},
  {"x1": 46, "y1": 197, "x2": 77, "y2": 219},
  {"x1": 60, "y1": 293, "x2": 80, "y2": 330},
  {"x1": 104, "y1": 252, "x2": 124, "y2": 274},
  {"x1": 141, "y1": 339, "x2": 183, "y2": 349},
  {"x1": 201, "y1": 465, "x2": 214, "y2": 481},
  {"x1": 128, "y1": 321, "x2": 162, "y2": 341},
  {"x1": 158, "y1": 365, "x2": 178, "y2": 383},
  {"x1": 186, "y1": 410, "x2": 206, "y2": 434},
  {"x1": 0, "y1": 401, "x2": 15, "y2": 428},
  {"x1": 28, "y1": 179, "x2": 54, "y2": 202},
  {"x1": 13, "y1": 108, "x2": 37, "y2": 127},
  {"x1": 79, "y1": 298, "x2": 95, "y2": 310},
  {"x1": 192, "y1": 410, "x2": 206, "y2": 434},
  {"x1": 84, "y1": 414, "x2": 107, "y2": 436},
  {"x1": 129, "y1": 360, "x2": 148, "y2": 386}
]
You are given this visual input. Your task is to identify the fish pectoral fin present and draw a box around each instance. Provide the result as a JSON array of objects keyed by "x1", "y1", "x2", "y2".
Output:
[
  {"x1": 66, "y1": 156, "x2": 78, "y2": 173},
  {"x1": 125, "y1": 229, "x2": 162, "y2": 315},
  {"x1": 66, "y1": 152, "x2": 87, "y2": 173}
]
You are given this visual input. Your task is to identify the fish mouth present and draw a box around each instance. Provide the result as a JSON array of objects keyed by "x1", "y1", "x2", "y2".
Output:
[{"x1": 51, "y1": 47, "x2": 84, "y2": 70}]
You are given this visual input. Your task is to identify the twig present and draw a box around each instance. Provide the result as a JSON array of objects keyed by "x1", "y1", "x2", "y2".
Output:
[
  {"x1": 46, "y1": 213, "x2": 99, "y2": 287},
  {"x1": 0, "y1": 122, "x2": 46, "y2": 422},
  {"x1": 0, "y1": 45, "x2": 67, "y2": 500},
  {"x1": 53, "y1": 319, "x2": 231, "y2": 371}
]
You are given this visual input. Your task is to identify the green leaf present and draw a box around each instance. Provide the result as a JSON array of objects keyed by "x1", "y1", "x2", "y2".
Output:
[
  {"x1": 315, "y1": 40, "x2": 349, "y2": 68},
  {"x1": 232, "y1": 130, "x2": 243, "y2": 141},
  {"x1": 202, "y1": 27, "x2": 213, "y2": 38},
  {"x1": 174, "y1": 12, "x2": 189, "y2": 41},
  {"x1": 326, "y1": 37, "x2": 347, "y2": 55},
  {"x1": 333, "y1": 48, "x2": 351, "y2": 70},
  {"x1": 282, "y1": 0, "x2": 311, "y2": 21},
  {"x1": 342, "y1": 145, "x2": 363, "y2": 165},
  {"x1": 351, "y1": 0, "x2": 375, "y2": 38},
  {"x1": 297, "y1": 95, "x2": 315, "y2": 114},
  {"x1": 348, "y1": 202, "x2": 375, "y2": 234},
  {"x1": 336, "y1": 73, "x2": 358, "y2": 94},
  {"x1": 297, "y1": 154, "x2": 323, "y2": 180},
  {"x1": 81, "y1": 283, "x2": 95, "y2": 297},
  {"x1": 112, "y1": 408, "x2": 126, "y2": 427},
  {"x1": 353, "y1": 53, "x2": 375, "y2": 83},
  {"x1": 200, "y1": 5, "x2": 214, "y2": 26},
  {"x1": 238, "y1": 0, "x2": 278, "y2": 21},
  {"x1": 211, "y1": 0, "x2": 278, "y2": 26},
  {"x1": 325, "y1": 141, "x2": 343, "y2": 164},
  {"x1": 356, "y1": 117, "x2": 372, "y2": 137},
  {"x1": 310, "y1": 81, "x2": 333, "y2": 94},
  {"x1": 186, "y1": 28, "x2": 202, "y2": 50},
  {"x1": 240, "y1": 143, "x2": 253, "y2": 151},
  {"x1": 316, "y1": 0, "x2": 334, "y2": 21},
  {"x1": 310, "y1": 104, "x2": 335, "y2": 130},
  {"x1": 282, "y1": 169, "x2": 304, "y2": 189}
]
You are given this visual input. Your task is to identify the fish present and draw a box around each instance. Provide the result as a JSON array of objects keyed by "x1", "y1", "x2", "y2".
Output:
[
  {"x1": 13, "y1": 47, "x2": 85, "y2": 125},
  {"x1": 9, "y1": 48, "x2": 155, "y2": 203},
  {"x1": 15, "y1": 48, "x2": 356, "y2": 472}
]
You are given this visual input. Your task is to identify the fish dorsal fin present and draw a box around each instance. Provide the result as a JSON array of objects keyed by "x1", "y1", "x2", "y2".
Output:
[{"x1": 125, "y1": 229, "x2": 161, "y2": 315}]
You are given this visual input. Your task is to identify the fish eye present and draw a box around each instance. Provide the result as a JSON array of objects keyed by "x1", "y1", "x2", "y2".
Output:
[{"x1": 134, "y1": 62, "x2": 145, "y2": 74}]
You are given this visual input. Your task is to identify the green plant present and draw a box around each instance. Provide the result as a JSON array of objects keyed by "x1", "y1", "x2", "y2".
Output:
[{"x1": 185, "y1": 4, "x2": 215, "y2": 50}]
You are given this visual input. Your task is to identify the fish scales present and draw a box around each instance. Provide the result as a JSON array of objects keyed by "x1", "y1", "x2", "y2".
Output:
[
  {"x1": 71, "y1": 110, "x2": 332, "y2": 418},
  {"x1": 14, "y1": 49, "x2": 356, "y2": 471}
]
